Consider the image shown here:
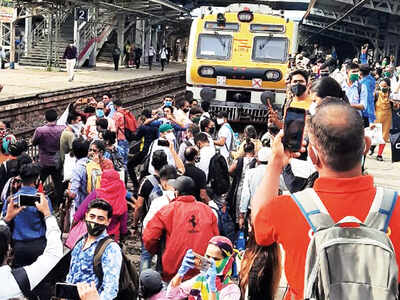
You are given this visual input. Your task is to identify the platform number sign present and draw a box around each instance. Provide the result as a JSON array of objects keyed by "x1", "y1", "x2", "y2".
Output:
[{"x1": 75, "y1": 8, "x2": 88, "y2": 21}]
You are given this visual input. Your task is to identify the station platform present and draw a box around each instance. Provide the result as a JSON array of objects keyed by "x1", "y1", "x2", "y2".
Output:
[{"x1": 0, "y1": 62, "x2": 186, "y2": 100}]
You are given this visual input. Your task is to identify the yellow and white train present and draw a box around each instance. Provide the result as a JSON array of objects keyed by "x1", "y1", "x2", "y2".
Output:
[{"x1": 186, "y1": 3, "x2": 299, "y2": 123}]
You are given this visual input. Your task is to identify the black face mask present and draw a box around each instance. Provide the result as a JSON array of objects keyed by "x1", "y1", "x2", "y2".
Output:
[
  {"x1": 208, "y1": 127, "x2": 215, "y2": 135},
  {"x1": 86, "y1": 220, "x2": 107, "y2": 237},
  {"x1": 291, "y1": 83, "x2": 307, "y2": 97},
  {"x1": 183, "y1": 108, "x2": 189, "y2": 113}
]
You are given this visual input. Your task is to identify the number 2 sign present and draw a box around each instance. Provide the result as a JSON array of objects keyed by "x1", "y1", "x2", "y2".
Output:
[{"x1": 75, "y1": 8, "x2": 88, "y2": 21}]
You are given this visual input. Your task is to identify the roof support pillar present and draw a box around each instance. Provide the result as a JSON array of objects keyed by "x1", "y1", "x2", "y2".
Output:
[{"x1": 117, "y1": 13, "x2": 125, "y2": 66}]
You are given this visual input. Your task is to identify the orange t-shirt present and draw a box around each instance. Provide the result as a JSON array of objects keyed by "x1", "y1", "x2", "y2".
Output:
[{"x1": 253, "y1": 175, "x2": 400, "y2": 300}]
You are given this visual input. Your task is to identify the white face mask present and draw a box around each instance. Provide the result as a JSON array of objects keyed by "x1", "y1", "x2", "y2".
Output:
[
  {"x1": 309, "y1": 102, "x2": 317, "y2": 116},
  {"x1": 216, "y1": 118, "x2": 224, "y2": 125},
  {"x1": 165, "y1": 132, "x2": 175, "y2": 141}
]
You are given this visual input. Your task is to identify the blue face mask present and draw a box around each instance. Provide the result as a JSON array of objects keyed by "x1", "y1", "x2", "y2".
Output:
[
  {"x1": 96, "y1": 109, "x2": 105, "y2": 118},
  {"x1": 165, "y1": 101, "x2": 172, "y2": 107}
]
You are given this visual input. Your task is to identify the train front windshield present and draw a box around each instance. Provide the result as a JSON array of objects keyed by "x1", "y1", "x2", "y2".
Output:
[
  {"x1": 252, "y1": 37, "x2": 288, "y2": 63},
  {"x1": 197, "y1": 34, "x2": 232, "y2": 60}
]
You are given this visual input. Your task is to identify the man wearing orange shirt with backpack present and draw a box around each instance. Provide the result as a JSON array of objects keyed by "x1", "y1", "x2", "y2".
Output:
[{"x1": 252, "y1": 100, "x2": 400, "y2": 300}]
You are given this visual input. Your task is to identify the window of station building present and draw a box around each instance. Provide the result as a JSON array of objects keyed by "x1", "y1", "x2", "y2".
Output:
[
  {"x1": 204, "y1": 22, "x2": 240, "y2": 31},
  {"x1": 252, "y1": 36, "x2": 288, "y2": 63},
  {"x1": 196, "y1": 34, "x2": 233, "y2": 60}
]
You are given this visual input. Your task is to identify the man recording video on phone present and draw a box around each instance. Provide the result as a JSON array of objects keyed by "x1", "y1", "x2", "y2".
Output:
[
  {"x1": 1, "y1": 163, "x2": 54, "y2": 299},
  {"x1": 0, "y1": 187, "x2": 62, "y2": 300},
  {"x1": 147, "y1": 124, "x2": 185, "y2": 176}
]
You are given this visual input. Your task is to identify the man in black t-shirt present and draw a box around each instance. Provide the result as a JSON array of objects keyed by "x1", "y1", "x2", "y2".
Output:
[
  {"x1": 133, "y1": 149, "x2": 167, "y2": 233},
  {"x1": 183, "y1": 146, "x2": 210, "y2": 203}
]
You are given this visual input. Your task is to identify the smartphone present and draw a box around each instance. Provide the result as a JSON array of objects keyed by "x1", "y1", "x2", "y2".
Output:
[
  {"x1": 18, "y1": 194, "x2": 41, "y2": 207},
  {"x1": 283, "y1": 107, "x2": 306, "y2": 152},
  {"x1": 193, "y1": 252, "x2": 211, "y2": 272},
  {"x1": 55, "y1": 282, "x2": 80, "y2": 300},
  {"x1": 158, "y1": 139, "x2": 170, "y2": 147}
]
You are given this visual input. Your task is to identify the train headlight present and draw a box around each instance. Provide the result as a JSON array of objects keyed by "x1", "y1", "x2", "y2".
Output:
[
  {"x1": 264, "y1": 70, "x2": 281, "y2": 81},
  {"x1": 198, "y1": 66, "x2": 216, "y2": 77},
  {"x1": 238, "y1": 11, "x2": 253, "y2": 22}
]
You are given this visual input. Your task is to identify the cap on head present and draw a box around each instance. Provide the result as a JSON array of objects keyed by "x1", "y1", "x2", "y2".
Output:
[
  {"x1": 139, "y1": 269, "x2": 163, "y2": 298},
  {"x1": 167, "y1": 176, "x2": 195, "y2": 195},
  {"x1": 159, "y1": 123, "x2": 173, "y2": 133}
]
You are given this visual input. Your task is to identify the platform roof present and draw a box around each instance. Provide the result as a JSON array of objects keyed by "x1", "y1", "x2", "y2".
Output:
[
  {"x1": 12, "y1": 0, "x2": 309, "y2": 21},
  {"x1": 302, "y1": 0, "x2": 400, "y2": 44}
]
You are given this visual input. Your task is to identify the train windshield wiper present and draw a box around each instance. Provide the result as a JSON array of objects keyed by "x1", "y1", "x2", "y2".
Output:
[{"x1": 214, "y1": 31, "x2": 227, "y2": 50}]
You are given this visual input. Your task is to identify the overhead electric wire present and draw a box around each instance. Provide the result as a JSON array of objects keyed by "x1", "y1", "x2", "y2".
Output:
[{"x1": 303, "y1": 0, "x2": 369, "y2": 43}]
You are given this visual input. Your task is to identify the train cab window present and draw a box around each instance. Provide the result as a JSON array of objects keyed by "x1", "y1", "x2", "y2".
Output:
[
  {"x1": 252, "y1": 36, "x2": 288, "y2": 63},
  {"x1": 204, "y1": 22, "x2": 239, "y2": 31},
  {"x1": 196, "y1": 33, "x2": 232, "y2": 60}
]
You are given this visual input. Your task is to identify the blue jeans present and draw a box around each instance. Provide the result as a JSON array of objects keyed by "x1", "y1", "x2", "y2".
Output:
[
  {"x1": 140, "y1": 241, "x2": 153, "y2": 272},
  {"x1": 118, "y1": 139, "x2": 129, "y2": 166}
]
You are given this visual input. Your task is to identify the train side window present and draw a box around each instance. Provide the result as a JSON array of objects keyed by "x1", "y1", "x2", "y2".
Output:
[
  {"x1": 252, "y1": 36, "x2": 288, "y2": 63},
  {"x1": 196, "y1": 34, "x2": 233, "y2": 60}
]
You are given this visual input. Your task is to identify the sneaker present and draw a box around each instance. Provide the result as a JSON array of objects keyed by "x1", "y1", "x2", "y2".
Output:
[{"x1": 376, "y1": 155, "x2": 383, "y2": 161}]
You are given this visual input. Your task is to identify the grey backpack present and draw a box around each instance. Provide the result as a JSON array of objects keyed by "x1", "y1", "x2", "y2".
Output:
[{"x1": 291, "y1": 187, "x2": 399, "y2": 300}]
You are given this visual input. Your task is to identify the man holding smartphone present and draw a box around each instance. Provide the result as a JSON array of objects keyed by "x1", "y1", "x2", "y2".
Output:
[
  {"x1": 0, "y1": 193, "x2": 63, "y2": 300},
  {"x1": 251, "y1": 101, "x2": 400, "y2": 300},
  {"x1": 1, "y1": 164, "x2": 54, "y2": 299}
]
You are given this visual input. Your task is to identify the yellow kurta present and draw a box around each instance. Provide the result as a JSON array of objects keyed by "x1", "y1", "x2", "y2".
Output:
[{"x1": 375, "y1": 92, "x2": 392, "y2": 142}]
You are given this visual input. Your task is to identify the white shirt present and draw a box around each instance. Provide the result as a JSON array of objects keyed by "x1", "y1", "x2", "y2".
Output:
[
  {"x1": 142, "y1": 191, "x2": 175, "y2": 229},
  {"x1": 0, "y1": 216, "x2": 63, "y2": 300},
  {"x1": 217, "y1": 123, "x2": 232, "y2": 162},
  {"x1": 203, "y1": 132, "x2": 215, "y2": 149},
  {"x1": 148, "y1": 139, "x2": 175, "y2": 175},
  {"x1": 160, "y1": 48, "x2": 168, "y2": 60},
  {"x1": 196, "y1": 144, "x2": 215, "y2": 180},
  {"x1": 149, "y1": 47, "x2": 156, "y2": 56}
]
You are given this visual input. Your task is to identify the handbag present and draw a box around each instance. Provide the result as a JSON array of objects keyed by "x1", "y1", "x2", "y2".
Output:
[{"x1": 65, "y1": 219, "x2": 87, "y2": 249}]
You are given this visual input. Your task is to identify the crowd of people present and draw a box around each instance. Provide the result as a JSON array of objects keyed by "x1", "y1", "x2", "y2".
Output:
[{"x1": 0, "y1": 41, "x2": 400, "y2": 300}]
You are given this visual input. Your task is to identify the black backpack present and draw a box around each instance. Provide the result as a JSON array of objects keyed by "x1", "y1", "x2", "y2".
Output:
[
  {"x1": 211, "y1": 206, "x2": 236, "y2": 243},
  {"x1": 208, "y1": 152, "x2": 230, "y2": 196},
  {"x1": 107, "y1": 148, "x2": 124, "y2": 171},
  {"x1": 94, "y1": 237, "x2": 139, "y2": 300}
]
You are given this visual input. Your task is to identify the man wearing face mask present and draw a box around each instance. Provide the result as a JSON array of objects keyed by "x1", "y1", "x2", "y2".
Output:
[
  {"x1": 63, "y1": 42, "x2": 77, "y2": 82},
  {"x1": 183, "y1": 146, "x2": 210, "y2": 203},
  {"x1": 66, "y1": 199, "x2": 122, "y2": 300},
  {"x1": 383, "y1": 66, "x2": 399, "y2": 90},
  {"x1": 84, "y1": 102, "x2": 116, "y2": 140},
  {"x1": 174, "y1": 99, "x2": 191, "y2": 127},
  {"x1": 60, "y1": 112, "x2": 83, "y2": 165},
  {"x1": 200, "y1": 118, "x2": 216, "y2": 148},
  {"x1": 342, "y1": 62, "x2": 368, "y2": 117},
  {"x1": 287, "y1": 69, "x2": 312, "y2": 111},
  {"x1": 252, "y1": 101, "x2": 400, "y2": 300}
]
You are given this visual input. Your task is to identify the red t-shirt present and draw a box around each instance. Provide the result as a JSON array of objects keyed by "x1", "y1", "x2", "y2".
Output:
[{"x1": 253, "y1": 175, "x2": 400, "y2": 300}]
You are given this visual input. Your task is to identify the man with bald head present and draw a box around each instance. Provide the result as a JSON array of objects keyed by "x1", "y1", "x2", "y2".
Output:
[{"x1": 251, "y1": 101, "x2": 400, "y2": 300}]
